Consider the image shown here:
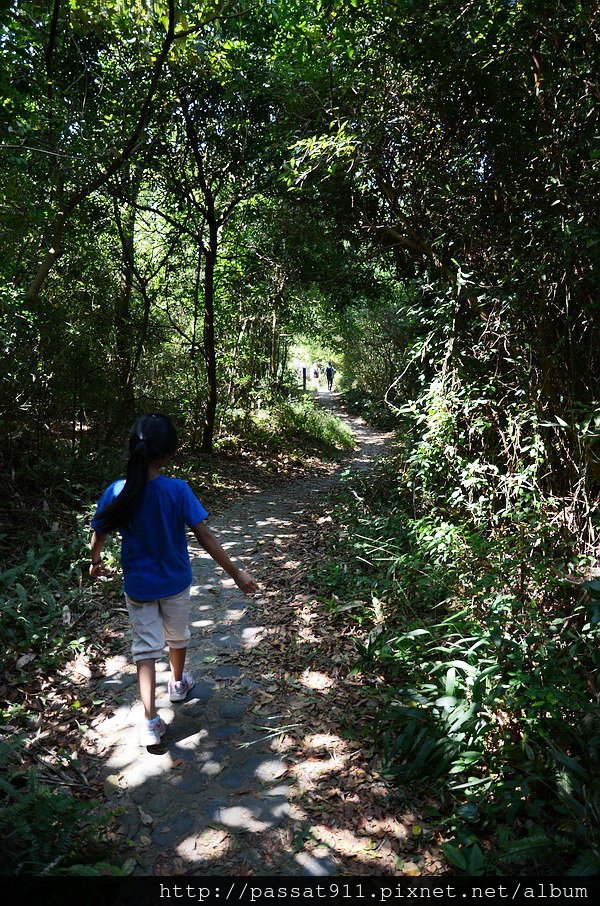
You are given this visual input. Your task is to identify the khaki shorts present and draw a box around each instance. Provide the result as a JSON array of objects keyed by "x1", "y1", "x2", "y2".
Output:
[{"x1": 125, "y1": 585, "x2": 191, "y2": 662}]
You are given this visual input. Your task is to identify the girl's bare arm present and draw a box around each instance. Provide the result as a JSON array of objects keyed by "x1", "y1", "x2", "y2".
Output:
[
  {"x1": 192, "y1": 521, "x2": 259, "y2": 596},
  {"x1": 89, "y1": 530, "x2": 107, "y2": 577}
]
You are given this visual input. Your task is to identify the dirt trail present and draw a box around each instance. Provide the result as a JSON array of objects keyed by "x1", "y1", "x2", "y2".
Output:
[{"x1": 88, "y1": 393, "x2": 408, "y2": 877}]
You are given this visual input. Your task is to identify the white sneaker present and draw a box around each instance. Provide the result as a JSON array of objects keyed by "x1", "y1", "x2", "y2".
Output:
[
  {"x1": 168, "y1": 672, "x2": 196, "y2": 702},
  {"x1": 139, "y1": 715, "x2": 166, "y2": 747}
]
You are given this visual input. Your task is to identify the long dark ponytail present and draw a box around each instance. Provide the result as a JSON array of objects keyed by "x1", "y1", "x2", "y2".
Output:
[{"x1": 94, "y1": 414, "x2": 178, "y2": 533}]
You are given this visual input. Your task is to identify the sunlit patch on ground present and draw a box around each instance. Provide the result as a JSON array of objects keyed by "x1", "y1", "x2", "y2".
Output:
[
  {"x1": 177, "y1": 827, "x2": 231, "y2": 863},
  {"x1": 299, "y1": 669, "x2": 335, "y2": 691},
  {"x1": 292, "y1": 753, "x2": 347, "y2": 785},
  {"x1": 312, "y1": 824, "x2": 375, "y2": 858},
  {"x1": 304, "y1": 732, "x2": 345, "y2": 752}
]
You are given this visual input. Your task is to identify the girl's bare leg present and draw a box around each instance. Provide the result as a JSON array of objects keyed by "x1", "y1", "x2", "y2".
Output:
[
  {"x1": 169, "y1": 646, "x2": 186, "y2": 683},
  {"x1": 137, "y1": 658, "x2": 157, "y2": 719}
]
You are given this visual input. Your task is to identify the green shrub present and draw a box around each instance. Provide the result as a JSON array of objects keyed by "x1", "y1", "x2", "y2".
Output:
[
  {"x1": 275, "y1": 399, "x2": 355, "y2": 455},
  {"x1": 219, "y1": 398, "x2": 354, "y2": 458},
  {"x1": 314, "y1": 454, "x2": 600, "y2": 874},
  {"x1": 0, "y1": 738, "x2": 125, "y2": 875},
  {"x1": 0, "y1": 446, "x2": 122, "y2": 669},
  {"x1": 341, "y1": 388, "x2": 399, "y2": 429}
]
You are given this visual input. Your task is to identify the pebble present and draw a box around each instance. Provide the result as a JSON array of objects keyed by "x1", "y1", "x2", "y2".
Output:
[
  {"x1": 185, "y1": 682, "x2": 215, "y2": 703},
  {"x1": 219, "y1": 697, "x2": 251, "y2": 719},
  {"x1": 213, "y1": 664, "x2": 241, "y2": 678}
]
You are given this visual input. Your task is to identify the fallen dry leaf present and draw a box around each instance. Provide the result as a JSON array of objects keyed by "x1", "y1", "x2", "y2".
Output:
[
  {"x1": 16, "y1": 653, "x2": 36, "y2": 669},
  {"x1": 138, "y1": 807, "x2": 153, "y2": 826},
  {"x1": 153, "y1": 852, "x2": 185, "y2": 876}
]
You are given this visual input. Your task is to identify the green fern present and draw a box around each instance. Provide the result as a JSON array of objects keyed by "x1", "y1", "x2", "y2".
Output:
[
  {"x1": 501, "y1": 832, "x2": 570, "y2": 865},
  {"x1": 0, "y1": 762, "x2": 116, "y2": 875},
  {"x1": 566, "y1": 850, "x2": 600, "y2": 876}
]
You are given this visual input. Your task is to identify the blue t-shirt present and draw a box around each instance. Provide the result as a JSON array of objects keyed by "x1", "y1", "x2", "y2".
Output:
[{"x1": 92, "y1": 476, "x2": 208, "y2": 600}]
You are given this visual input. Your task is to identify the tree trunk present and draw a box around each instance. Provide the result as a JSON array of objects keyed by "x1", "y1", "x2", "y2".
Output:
[
  {"x1": 270, "y1": 308, "x2": 278, "y2": 389},
  {"x1": 279, "y1": 341, "x2": 289, "y2": 385},
  {"x1": 201, "y1": 221, "x2": 218, "y2": 454},
  {"x1": 113, "y1": 182, "x2": 137, "y2": 419},
  {"x1": 24, "y1": 0, "x2": 176, "y2": 305},
  {"x1": 190, "y1": 247, "x2": 203, "y2": 449}
]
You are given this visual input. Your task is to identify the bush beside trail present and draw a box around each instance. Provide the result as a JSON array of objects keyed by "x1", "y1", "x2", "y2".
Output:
[{"x1": 314, "y1": 443, "x2": 600, "y2": 876}]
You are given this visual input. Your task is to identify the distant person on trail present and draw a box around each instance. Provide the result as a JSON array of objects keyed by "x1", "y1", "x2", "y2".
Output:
[
  {"x1": 89, "y1": 413, "x2": 258, "y2": 747},
  {"x1": 325, "y1": 362, "x2": 335, "y2": 391}
]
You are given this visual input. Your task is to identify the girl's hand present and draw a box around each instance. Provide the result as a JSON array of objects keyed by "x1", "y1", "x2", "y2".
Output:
[
  {"x1": 89, "y1": 562, "x2": 104, "y2": 580},
  {"x1": 235, "y1": 570, "x2": 259, "y2": 596}
]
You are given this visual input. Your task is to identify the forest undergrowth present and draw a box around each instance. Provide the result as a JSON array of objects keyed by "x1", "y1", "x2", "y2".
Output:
[
  {"x1": 0, "y1": 396, "x2": 350, "y2": 875},
  {"x1": 313, "y1": 399, "x2": 600, "y2": 877}
]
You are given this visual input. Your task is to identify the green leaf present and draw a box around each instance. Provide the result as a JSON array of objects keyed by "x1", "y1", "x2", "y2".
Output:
[{"x1": 442, "y1": 843, "x2": 467, "y2": 871}]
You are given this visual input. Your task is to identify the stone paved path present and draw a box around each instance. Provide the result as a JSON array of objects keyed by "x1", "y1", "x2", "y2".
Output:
[{"x1": 87, "y1": 393, "x2": 392, "y2": 876}]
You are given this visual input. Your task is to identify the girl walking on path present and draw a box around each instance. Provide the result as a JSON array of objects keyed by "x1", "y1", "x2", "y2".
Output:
[{"x1": 89, "y1": 414, "x2": 259, "y2": 747}]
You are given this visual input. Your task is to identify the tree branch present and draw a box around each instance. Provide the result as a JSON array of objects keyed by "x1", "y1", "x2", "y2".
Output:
[{"x1": 25, "y1": 0, "x2": 177, "y2": 304}]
